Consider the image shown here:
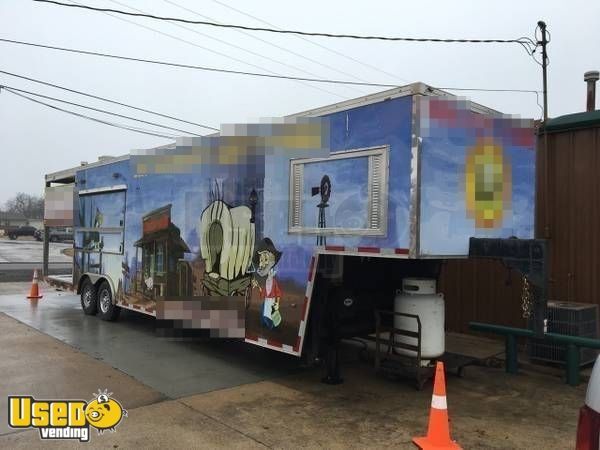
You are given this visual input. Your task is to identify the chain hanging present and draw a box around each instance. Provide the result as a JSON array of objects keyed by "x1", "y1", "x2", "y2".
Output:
[{"x1": 521, "y1": 275, "x2": 533, "y2": 319}]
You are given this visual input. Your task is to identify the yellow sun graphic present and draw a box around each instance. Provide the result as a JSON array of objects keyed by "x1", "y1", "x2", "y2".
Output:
[{"x1": 465, "y1": 138, "x2": 512, "y2": 229}]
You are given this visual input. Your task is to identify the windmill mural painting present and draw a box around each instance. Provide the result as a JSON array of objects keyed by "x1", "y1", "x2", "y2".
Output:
[{"x1": 312, "y1": 175, "x2": 332, "y2": 246}]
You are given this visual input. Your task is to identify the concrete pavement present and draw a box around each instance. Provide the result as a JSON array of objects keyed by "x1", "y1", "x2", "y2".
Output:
[
  {"x1": 0, "y1": 284, "x2": 587, "y2": 449},
  {"x1": 0, "y1": 313, "x2": 165, "y2": 436}
]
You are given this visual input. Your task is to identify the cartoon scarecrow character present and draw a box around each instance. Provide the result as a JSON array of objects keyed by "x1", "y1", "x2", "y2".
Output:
[{"x1": 252, "y1": 238, "x2": 283, "y2": 330}]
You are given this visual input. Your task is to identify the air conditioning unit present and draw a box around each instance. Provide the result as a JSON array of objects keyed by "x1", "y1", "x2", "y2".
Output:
[{"x1": 529, "y1": 301, "x2": 599, "y2": 366}]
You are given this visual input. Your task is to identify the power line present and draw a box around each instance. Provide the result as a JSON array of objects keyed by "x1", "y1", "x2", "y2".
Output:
[
  {"x1": 165, "y1": 0, "x2": 380, "y2": 88},
  {"x1": 34, "y1": 0, "x2": 537, "y2": 51},
  {"x1": 436, "y1": 86, "x2": 540, "y2": 94},
  {"x1": 0, "y1": 38, "x2": 400, "y2": 88},
  {"x1": 436, "y1": 86, "x2": 544, "y2": 119},
  {"x1": 2, "y1": 87, "x2": 176, "y2": 139},
  {"x1": 135, "y1": 0, "x2": 367, "y2": 95},
  {"x1": 210, "y1": 0, "x2": 409, "y2": 84},
  {"x1": 0, "y1": 70, "x2": 218, "y2": 131},
  {"x1": 0, "y1": 83, "x2": 202, "y2": 136},
  {"x1": 95, "y1": 0, "x2": 350, "y2": 99},
  {"x1": 0, "y1": 39, "x2": 541, "y2": 96}
]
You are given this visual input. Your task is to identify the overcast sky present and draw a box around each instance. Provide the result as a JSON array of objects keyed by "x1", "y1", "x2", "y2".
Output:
[{"x1": 0, "y1": 0, "x2": 598, "y2": 205}]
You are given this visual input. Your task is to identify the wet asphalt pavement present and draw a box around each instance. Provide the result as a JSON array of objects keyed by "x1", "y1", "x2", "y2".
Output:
[{"x1": 0, "y1": 288, "x2": 302, "y2": 399}]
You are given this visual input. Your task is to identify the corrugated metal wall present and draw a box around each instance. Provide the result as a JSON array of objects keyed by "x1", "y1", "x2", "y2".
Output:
[
  {"x1": 441, "y1": 124, "x2": 600, "y2": 333},
  {"x1": 537, "y1": 126, "x2": 600, "y2": 303},
  {"x1": 440, "y1": 259, "x2": 527, "y2": 333}
]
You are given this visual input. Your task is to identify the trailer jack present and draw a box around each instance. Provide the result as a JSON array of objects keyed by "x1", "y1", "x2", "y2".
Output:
[
  {"x1": 322, "y1": 341, "x2": 343, "y2": 385},
  {"x1": 321, "y1": 302, "x2": 343, "y2": 385}
]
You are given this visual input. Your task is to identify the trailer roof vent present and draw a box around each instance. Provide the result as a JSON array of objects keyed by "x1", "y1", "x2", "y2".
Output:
[{"x1": 98, "y1": 155, "x2": 115, "y2": 162}]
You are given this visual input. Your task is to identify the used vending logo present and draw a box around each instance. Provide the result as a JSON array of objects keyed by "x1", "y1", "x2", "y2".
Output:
[{"x1": 8, "y1": 389, "x2": 127, "y2": 442}]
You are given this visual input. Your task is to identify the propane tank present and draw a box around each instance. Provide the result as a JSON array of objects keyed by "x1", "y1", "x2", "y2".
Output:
[{"x1": 394, "y1": 278, "x2": 445, "y2": 366}]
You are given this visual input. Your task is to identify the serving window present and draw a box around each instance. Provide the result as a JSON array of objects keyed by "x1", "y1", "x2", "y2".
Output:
[{"x1": 75, "y1": 189, "x2": 126, "y2": 255}]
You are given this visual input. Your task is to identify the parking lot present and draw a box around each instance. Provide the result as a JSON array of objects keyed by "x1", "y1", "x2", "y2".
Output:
[
  {"x1": 0, "y1": 237, "x2": 71, "y2": 281},
  {"x1": 0, "y1": 282, "x2": 586, "y2": 449}
]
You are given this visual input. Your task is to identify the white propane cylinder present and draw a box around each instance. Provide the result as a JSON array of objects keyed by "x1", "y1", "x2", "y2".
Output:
[{"x1": 394, "y1": 278, "x2": 445, "y2": 365}]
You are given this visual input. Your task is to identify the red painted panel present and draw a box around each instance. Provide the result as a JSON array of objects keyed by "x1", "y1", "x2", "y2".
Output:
[{"x1": 143, "y1": 214, "x2": 169, "y2": 234}]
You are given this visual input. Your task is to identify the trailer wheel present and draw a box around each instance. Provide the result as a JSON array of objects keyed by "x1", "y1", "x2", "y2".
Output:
[
  {"x1": 80, "y1": 279, "x2": 98, "y2": 315},
  {"x1": 97, "y1": 281, "x2": 121, "y2": 321}
]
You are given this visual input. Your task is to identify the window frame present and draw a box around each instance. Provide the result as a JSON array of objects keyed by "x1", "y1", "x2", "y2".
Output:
[
  {"x1": 74, "y1": 188, "x2": 126, "y2": 255},
  {"x1": 288, "y1": 145, "x2": 389, "y2": 237}
]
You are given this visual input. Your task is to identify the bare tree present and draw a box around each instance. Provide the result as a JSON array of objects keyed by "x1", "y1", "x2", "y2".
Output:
[{"x1": 4, "y1": 193, "x2": 44, "y2": 218}]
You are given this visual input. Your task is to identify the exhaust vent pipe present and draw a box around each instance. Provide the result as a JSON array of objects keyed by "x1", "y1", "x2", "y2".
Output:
[{"x1": 584, "y1": 70, "x2": 599, "y2": 112}]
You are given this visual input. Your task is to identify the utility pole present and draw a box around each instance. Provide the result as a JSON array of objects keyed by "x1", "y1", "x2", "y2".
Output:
[
  {"x1": 537, "y1": 20, "x2": 550, "y2": 239},
  {"x1": 537, "y1": 21, "x2": 550, "y2": 337},
  {"x1": 538, "y1": 21, "x2": 549, "y2": 122}
]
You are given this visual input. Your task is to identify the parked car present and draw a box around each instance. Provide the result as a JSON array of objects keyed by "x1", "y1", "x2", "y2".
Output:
[
  {"x1": 6, "y1": 225, "x2": 39, "y2": 240},
  {"x1": 34, "y1": 227, "x2": 73, "y2": 243},
  {"x1": 576, "y1": 354, "x2": 600, "y2": 450}
]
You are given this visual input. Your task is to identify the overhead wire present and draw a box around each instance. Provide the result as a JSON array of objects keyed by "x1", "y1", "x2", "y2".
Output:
[
  {"x1": 0, "y1": 38, "x2": 401, "y2": 88},
  {"x1": 0, "y1": 37, "x2": 543, "y2": 120},
  {"x1": 435, "y1": 86, "x2": 540, "y2": 94},
  {"x1": 209, "y1": 0, "x2": 410, "y2": 84},
  {"x1": 531, "y1": 23, "x2": 549, "y2": 68},
  {"x1": 0, "y1": 38, "x2": 541, "y2": 97},
  {"x1": 0, "y1": 83, "x2": 203, "y2": 136},
  {"x1": 66, "y1": 0, "x2": 347, "y2": 100},
  {"x1": 165, "y1": 0, "x2": 381, "y2": 88},
  {"x1": 129, "y1": 0, "x2": 368, "y2": 95},
  {"x1": 0, "y1": 69, "x2": 218, "y2": 131},
  {"x1": 435, "y1": 85, "x2": 544, "y2": 119},
  {"x1": 33, "y1": 0, "x2": 536, "y2": 53},
  {"x1": 106, "y1": 0, "x2": 358, "y2": 97},
  {"x1": 1, "y1": 87, "x2": 176, "y2": 139}
]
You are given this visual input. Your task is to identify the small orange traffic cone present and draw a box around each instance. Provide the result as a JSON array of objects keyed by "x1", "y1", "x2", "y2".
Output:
[
  {"x1": 26, "y1": 269, "x2": 43, "y2": 300},
  {"x1": 413, "y1": 362, "x2": 462, "y2": 449}
]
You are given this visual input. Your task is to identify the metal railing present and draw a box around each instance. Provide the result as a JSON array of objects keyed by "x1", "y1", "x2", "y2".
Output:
[{"x1": 469, "y1": 321, "x2": 600, "y2": 386}]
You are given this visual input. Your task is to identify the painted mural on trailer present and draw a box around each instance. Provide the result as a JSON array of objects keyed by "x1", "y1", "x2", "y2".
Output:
[
  {"x1": 417, "y1": 97, "x2": 536, "y2": 256},
  {"x1": 72, "y1": 94, "x2": 536, "y2": 355},
  {"x1": 281, "y1": 96, "x2": 413, "y2": 252},
  {"x1": 73, "y1": 98, "x2": 416, "y2": 355},
  {"x1": 74, "y1": 172, "x2": 127, "y2": 300},
  {"x1": 75, "y1": 121, "x2": 330, "y2": 354}
]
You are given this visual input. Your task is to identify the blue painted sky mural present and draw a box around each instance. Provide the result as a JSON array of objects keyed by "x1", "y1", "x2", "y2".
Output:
[
  {"x1": 263, "y1": 95, "x2": 413, "y2": 287},
  {"x1": 301, "y1": 156, "x2": 369, "y2": 229},
  {"x1": 418, "y1": 97, "x2": 535, "y2": 255}
]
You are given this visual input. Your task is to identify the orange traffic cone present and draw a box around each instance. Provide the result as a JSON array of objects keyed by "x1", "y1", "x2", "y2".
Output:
[
  {"x1": 413, "y1": 362, "x2": 462, "y2": 449},
  {"x1": 26, "y1": 269, "x2": 43, "y2": 300}
]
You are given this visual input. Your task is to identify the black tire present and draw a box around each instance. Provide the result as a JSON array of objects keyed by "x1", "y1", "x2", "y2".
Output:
[
  {"x1": 8, "y1": 234, "x2": 17, "y2": 240},
  {"x1": 50, "y1": 236, "x2": 58, "y2": 243},
  {"x1": 97, "y1": 281, "x2": 121, "y2": 321},
  {"x1": 80, "y1": 279, "x2": 98, "y2": 315}
]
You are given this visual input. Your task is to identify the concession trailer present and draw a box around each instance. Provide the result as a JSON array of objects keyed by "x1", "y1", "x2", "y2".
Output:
[{"x1": 43, "y1": 83, "x2": 539, "y2": 368}]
